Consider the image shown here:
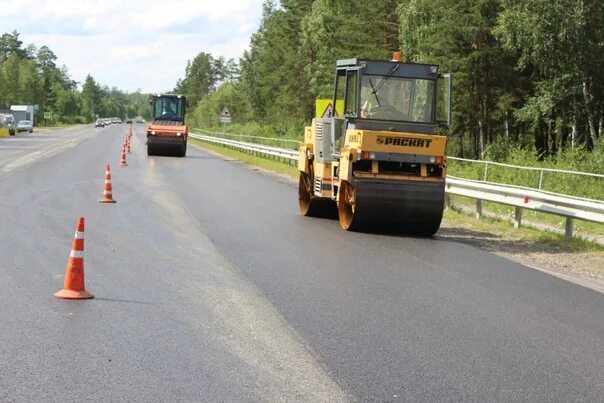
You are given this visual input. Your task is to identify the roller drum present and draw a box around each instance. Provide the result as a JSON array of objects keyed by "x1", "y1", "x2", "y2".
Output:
[
  {"x1": 298, "y1": 172, "x2": 338, "y2": 219},
  {"x1": 147, "y1": 138, "x2": 186, "y2": 157},
  {"x1": 339, "y1": 178, "x2": 445, "y2": 235}
]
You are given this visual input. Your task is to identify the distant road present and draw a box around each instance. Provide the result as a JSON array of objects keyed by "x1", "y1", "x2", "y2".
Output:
[{"x1": 0, "y1": 124, "x2": 602, "y2": 402}]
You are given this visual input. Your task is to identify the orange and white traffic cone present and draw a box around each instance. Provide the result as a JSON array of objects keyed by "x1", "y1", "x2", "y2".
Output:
[
  {"x1": 126, "y1": 138, "x2": 131, "y2": 154},
  {"x1": 119, "y1": 145, "x2": 128, "y2": 167},
  {"x1": 98, "y1": 164, "x2": 116, "y2": 203},
  {"x1": 54, "y1": 217, "x2": 93, "y2": 299}
]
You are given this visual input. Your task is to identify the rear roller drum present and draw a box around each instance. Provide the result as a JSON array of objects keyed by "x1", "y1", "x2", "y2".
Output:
[
  {"x1": 338, "y1": 180, "x2": 360, "y2": 230},
  {"x1": 298, "y1": 172, "x2": 337, "y2": 218}
]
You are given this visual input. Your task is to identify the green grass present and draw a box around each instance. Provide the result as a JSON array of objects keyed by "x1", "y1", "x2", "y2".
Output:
[
  {"x1": 448, "y1": 195, "x2": 604, "y2": 237},
  {"x1": 189, "y1": 138, "x2": 299, "y2": 178},
  {"x1": 448, "y1": 156, "x2": 604, "y2": 201},
  {"x1": 443, "y1": 208, "x2": 604, "y2": 253},
  {"x1": 35, "y1": 123, "x2": 84, "y2": 131},
  {"x1": 193, "y1": 121, "x2": 305, "y2": 142},
  {"x1": 192, "y1": 127, "x2": 300, "y2": 150}
]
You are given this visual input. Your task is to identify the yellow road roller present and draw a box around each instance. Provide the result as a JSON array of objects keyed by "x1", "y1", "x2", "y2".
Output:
[{"x1": 298, "y1": 53, "x2": 452, "y2": 235}]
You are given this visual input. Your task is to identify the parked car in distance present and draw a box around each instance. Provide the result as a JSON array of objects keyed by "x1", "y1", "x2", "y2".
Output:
[
  {"x1": 0, "y1": 113, "x2": 16, "y2": 135},
  {"x1": 95, "y1": 118, "x2": 105, "y2": 128},
  {"x1": 126, "y1": 118, "x2": 132, "y2": 123},
  {"x1": 16, "y1": 120, "x2": 33, "y2": 133}
]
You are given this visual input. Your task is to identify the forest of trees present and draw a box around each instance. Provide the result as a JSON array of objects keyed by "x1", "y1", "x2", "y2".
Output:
[
  {"x1": 182, "y1": 0, "x2": 604, "y2": 163},
  {"x1": 3, "y1": 1, "x2": 603, "y2": 163},
  {"x1": 0, "y1": 30, "x2": 151, "y2": 124}
]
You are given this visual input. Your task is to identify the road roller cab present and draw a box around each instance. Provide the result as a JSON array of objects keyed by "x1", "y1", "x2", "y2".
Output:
[
  {"x1": 147, "y1": 94, "x2": 188, "y2": 157},
  {"x1": 298, "y1": 53, "x2": 452, "y2": 235}
]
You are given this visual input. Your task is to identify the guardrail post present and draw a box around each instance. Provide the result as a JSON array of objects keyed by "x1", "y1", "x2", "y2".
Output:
[
  {"x1": 475, "y1": 199, "x2": 483, "y2": 219},
  {"x1": 514, "y1": 207, "x2": 522, "y2": 228},
  {"x1": 445, "y1": 193, "x2": 451, "y2": 209},
  {"x1": 564, "y1": 217, "x2": 574, "y2": 241},
  {"x1": 483, "y1": 162, "x2": 489, "y2": 182},
  {"x1": 538, "y1": 170, "x2": 544, "y2": 190}
]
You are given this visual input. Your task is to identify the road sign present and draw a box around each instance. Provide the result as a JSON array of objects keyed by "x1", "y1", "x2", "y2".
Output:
[
  {"x1": 219, "y1": 107, "x2": 232, "y2": 124},
  {"x1": 315, "y1": 99, "x2": 343, "y2": 118},
  {"x1": 321, "y1": 103, "x2": 334, "y2": 118},
  {"x1": 44, "y1": 112, "x2": 51, "y2": 119}
]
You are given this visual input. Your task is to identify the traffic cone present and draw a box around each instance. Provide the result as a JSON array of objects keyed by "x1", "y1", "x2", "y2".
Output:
[
  {"x1": 126, "y1": 138, "x2": 131, "y2": 154},
  {"x1": 98, "y1": 164, "x2": 116, "y2": 203},
  {"x1": 54, "y1": 217, "x2": 93, "y2": 299},
  {"x1": 119, "y1": 145, "x2": 128, "y2": 167}
]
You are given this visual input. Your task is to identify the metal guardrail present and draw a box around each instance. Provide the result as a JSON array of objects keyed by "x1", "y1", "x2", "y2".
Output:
[
  {"x1": 190, "y1": 131, "x2": 604, "y2": 240},
  {"x1": 446, "y1": 177, "x2": 604, "y2": 239},
  {"x1": 448, "y1": 156, "x2": 604, "y2": 192},
  {"x1": 192, "y1": 129, "x2": 300, "y2": 150},
  {"x1": 194, "y1": 129, "x2": 604, "y2": 192},
  {"x1": 190, "y1": 133, "x2": 298, "y2": 160}
]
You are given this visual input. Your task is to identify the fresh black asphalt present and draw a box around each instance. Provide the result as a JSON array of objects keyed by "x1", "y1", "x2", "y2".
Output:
[{"x1": 0, "y1": 125, "x2": 602, "y2": 402}]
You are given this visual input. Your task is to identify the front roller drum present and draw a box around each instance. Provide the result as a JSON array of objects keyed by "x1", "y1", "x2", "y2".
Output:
[
  {"x1": 338, "y1": 178, "x2": 445, "y2": 235},
  {"x1": 298, "y1": 172, "x2": 337, "y2": 219},
  {"x1": 147, "y1": 139, "x2": 186, "y2": 157}
]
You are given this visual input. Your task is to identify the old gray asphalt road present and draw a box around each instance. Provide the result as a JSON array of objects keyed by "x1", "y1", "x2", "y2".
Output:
[{"x1": 0, "y1": 125, "x2": 602, "y2": 402}]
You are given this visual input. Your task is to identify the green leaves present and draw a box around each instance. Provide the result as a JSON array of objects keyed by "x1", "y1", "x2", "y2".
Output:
[
  {"x1": 495, "y1": 0, "x2": 604, "y2": 150},
  {"x1": 175, "y1": 1, "x2": 604, "y2": 157}
]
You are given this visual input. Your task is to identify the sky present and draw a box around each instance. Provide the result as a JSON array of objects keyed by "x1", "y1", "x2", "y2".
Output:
[{"x1": 0, "y1": 0, "x2": 264, "y2": 93}]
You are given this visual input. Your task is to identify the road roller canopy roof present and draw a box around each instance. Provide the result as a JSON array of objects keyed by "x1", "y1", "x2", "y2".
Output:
[
  {"x1": 332, "y1": 58, "x2": 451, "y2": 134},
  {"x1": 151, "y1": 94, "x2": 187, "y2": 123},
  {"x1": 336, "y1": 58, "x2": 440, "y2": 79}
]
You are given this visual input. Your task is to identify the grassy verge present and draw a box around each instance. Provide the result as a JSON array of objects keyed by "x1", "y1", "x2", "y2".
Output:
[
  {"x1": 189, "y1": 138, "x2": 299, "y2": 178},
  {"x1": 443, "y1": 207, "x2": 604, "y2": 253},
  {"x1": 193, "y1": 121, "x2": 304, "y2": 142},
  {"x1": 34, "y1": 123, "x2": 85, "y2": 131},
  {"x1": 449, "y1": 195, "x2": 604, "y2": 237},
  {"x1": 191, "y1": 137, "x2": 604, "y2": 254},
  {"x1": 447, "y1": 155, "x2": 604, "y2": 201}
]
